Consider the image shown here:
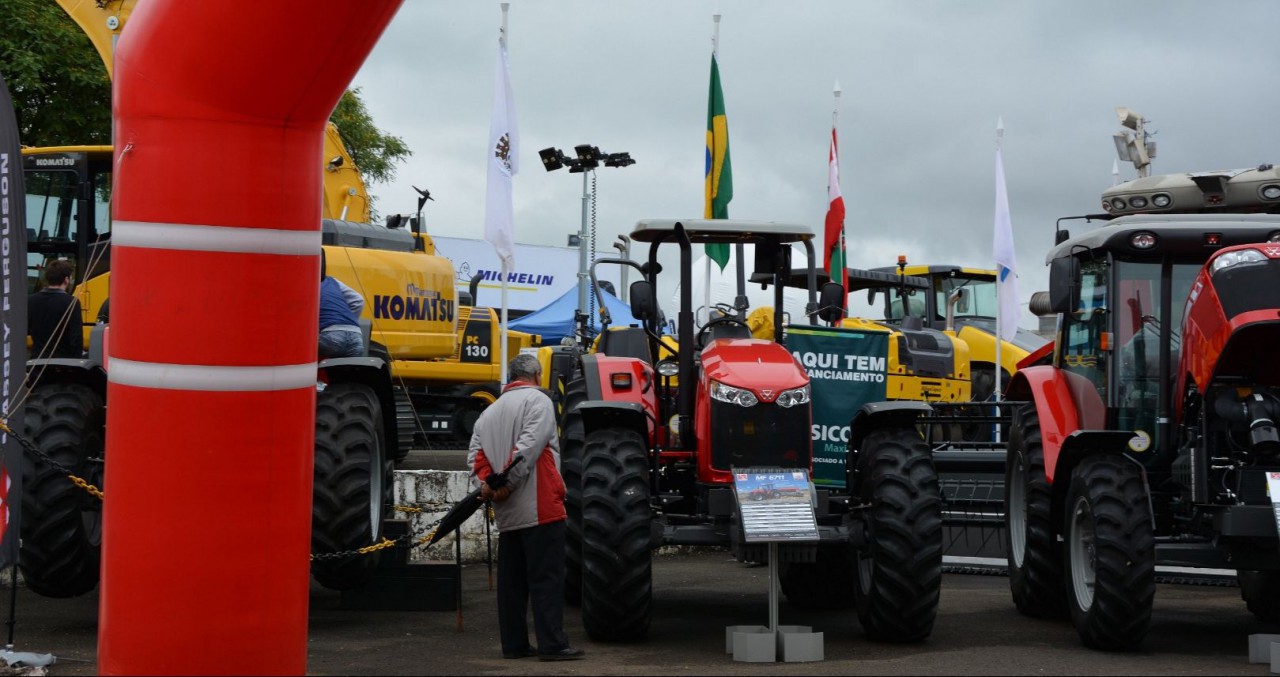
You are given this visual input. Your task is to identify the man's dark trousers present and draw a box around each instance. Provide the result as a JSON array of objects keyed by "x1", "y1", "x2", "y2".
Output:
[{"x1": 497, "y1": 519, "x2": 569, "y2": 655}]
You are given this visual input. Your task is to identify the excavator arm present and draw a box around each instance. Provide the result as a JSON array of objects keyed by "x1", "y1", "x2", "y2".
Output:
[{"x1": 54, "y1": 0, "x2": 371, "y2": 223}]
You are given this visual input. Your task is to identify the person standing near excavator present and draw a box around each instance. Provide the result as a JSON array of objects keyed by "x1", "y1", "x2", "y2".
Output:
[
  {"x1": 28, "y1": 259, "x2": 83, "y2": 359},
  {"x1": 467, "y1": 354, "x2": 585, "y2": 662}
]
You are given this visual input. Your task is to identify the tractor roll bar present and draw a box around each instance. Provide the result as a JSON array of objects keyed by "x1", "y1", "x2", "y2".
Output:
[{"x1": 589, "y1": 256, "x2": 645, "y2": 331}]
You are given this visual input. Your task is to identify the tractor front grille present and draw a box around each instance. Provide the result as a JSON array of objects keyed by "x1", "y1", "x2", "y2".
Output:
[{"x1": 709, "y1": 400, "x2": 810, "y2": 471}]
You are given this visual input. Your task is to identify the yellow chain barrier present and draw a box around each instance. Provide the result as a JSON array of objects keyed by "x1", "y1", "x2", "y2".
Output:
[
  {"x1": 356, "y1": 537, "x2": 397, "y2": 555},
  {"x1": 68, "y1": 474, "x2": 104, "y2": 500},
  {"x1": 4, "y1": 418, "x2": 461, "y2": 562}
]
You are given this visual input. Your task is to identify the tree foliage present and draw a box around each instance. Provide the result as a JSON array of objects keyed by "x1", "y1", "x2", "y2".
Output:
[
  {"x1": 1, "y1": 1, "x2": 410, "y2": 192},
  {"x1": 330, "y1": 88, "x2": 412, "y2": 186},
  {"x1": 1, "y1": 0, "x2": 111, "y2": 147}
]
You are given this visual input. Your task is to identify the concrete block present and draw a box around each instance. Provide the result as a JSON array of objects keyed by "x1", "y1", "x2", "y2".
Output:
[
  {"x1": 394, "y1": 470, "x2": 494, "y2": 564},
  {"x1": 1250, "y1": 634, "x2": 1280, "y2": 664},
  {"x1": 1271, "y1": 641, "x2": 1280, "y2": 675},
  {"x1": 725, "y1": 625, "x2": 769, "y2": 653},
  {"x1": 730, "y1": 627, "x2": 775, "y2": 663},
  {"x1": 778, "y1": 626, "x2": 824, "y2": 663}
]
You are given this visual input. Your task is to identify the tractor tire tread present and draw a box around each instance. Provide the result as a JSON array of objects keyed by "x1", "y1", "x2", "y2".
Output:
[
  {"x1": 19, "y1": 385, "x2": 104, "y2": 598},
  {"x1": 1066, "y1": 455, "x2": 1155, "y2": 650},
  {"x1": 311, "y1": 383, "x2": 389, "y2": 591},
  {"x1": 854, "y1": 426, "x2": 942, "y2": 642},
  {"x1": 1007, "y1": 405, "x2": 1068, "y2": 618},
  {"x1": 580, "y1": 426, "x2": 652, "y2": 641}
]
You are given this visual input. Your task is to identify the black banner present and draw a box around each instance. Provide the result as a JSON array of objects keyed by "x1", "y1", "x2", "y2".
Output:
[{"x1": 0, "y1": 75, "x2": 27, "y2": 569}]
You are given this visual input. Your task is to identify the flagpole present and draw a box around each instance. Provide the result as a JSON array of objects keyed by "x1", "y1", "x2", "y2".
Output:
[
  {"x1": 498, "y1": 2, "x2": 510, "y2": 385},
  {"x1": 993, "y1": 118, "x2": 1004, "y2": 439},
  {"x1": 833, "y1": 80, "x2": 844, "y2": 314},
  {"x1": 704, "y1": 12, "x2": 721, "y2": 324}
]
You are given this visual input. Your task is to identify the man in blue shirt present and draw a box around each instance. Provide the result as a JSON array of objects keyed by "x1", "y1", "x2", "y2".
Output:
[{"x1": 319, "y1": 249, "x2": 365, "y2": 359}]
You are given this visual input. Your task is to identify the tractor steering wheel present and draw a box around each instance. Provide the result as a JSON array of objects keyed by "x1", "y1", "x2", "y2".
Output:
[{"x1": 696, "y1": 314, "x2": 751, "y2": 350}]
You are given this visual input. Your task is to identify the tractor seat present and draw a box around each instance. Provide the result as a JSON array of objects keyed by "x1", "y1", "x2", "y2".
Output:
[
  {"x1": 707, "y1": 323, "x2": 752, "y2": 341},
  {"x1": 598, "y1": 326, "x2": 652, "y2": 364}
]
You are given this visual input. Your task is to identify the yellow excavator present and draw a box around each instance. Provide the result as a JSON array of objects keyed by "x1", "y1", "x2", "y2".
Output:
[
  {"x1": 15, "y1": 0, "x2": 534, "y2": 600},
  {"x1": 28, "y1": 0, "x2": 537, "y2": 450}
]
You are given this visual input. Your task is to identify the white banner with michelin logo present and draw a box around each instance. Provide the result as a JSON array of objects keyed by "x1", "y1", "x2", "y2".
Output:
[{"x1": 433, "y1": 236, "x2": 620, "y2": 313}]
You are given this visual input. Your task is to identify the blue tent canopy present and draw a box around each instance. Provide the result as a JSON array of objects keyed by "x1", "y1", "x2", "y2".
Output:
[{"x1": 509, "y1": 286, "x2": 640, "y2": 345}]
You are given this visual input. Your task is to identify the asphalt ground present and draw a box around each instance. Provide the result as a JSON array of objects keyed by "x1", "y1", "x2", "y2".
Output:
[
  {"x1": 10, "y1": 548, "x2": 1275, "y2": 675},
  {"x1": 12, "y1": 450, "x2": 1274, "y2": 675}
]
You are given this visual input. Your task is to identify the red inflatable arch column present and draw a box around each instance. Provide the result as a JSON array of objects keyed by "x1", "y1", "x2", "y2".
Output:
[{"x1": 99, "y1": 2, "x2": 402, "y2": 674}]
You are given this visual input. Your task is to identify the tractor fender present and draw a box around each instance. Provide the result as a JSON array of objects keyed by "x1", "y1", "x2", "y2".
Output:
[
  {"x1": 27, "y1": 359, "x2": 107, "y2": 400},
  {"x1": 1048, "y1": 430, "x2": 1145, "y2": 527},
  {"x1": 578, "y1": 401, "x2": 648, "y2": 440},
  {"x1": 319, "y1": 356, "x2": 397, "y2": 454},
  {"x1": 1005, "y1": 365, "x2": 1108, "y2": 485},
  {"x1": 847, "y1": 400, "x2": 933, "y2": 455}
]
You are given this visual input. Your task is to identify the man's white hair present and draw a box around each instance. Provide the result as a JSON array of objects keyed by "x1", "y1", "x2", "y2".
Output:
[{"x1": 509, "y1": 354, "x2": 541, "y2": 381}]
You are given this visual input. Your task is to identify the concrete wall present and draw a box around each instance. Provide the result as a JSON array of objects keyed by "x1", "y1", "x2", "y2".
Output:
[{"x1": 393, "y1": 469, "x2": 495, "y2": 564}]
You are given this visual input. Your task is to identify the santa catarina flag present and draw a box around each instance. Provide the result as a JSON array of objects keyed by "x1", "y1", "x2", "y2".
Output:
[{"x1": 823, "y1": 127, "x2": 846, "y2": 279}]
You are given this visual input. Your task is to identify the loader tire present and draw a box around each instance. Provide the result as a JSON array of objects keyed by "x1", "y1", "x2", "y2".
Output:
[
  {"x1": 311, "y1": 383, "x2": 391, "y2": 591},
  {"x1": 453, "y1": 384, "x2": 499, "y2": 442},
  {"x1": 561, "y1": 375, "x2": 587, "y2": 606},
  {"x1": 1064, "y1": 455, "x2": 1155, "y2": 650},
  {"x1": 581, "y1": 426, "x2": 652, "y2": 641},
  {"x1": 19, "y1": 384, "x2": 105, "y2": 598},
  {"x1": 853, "y1": 426, "x2": 942, "y2": 641},
  {"x1": 780, "y1": 546, "x2": 856, "y2": 609},
  {"x1": 392, "y1": 386, "x2": 416, "y2": 464},
  {"x1": 1006, "y1": 405, "x2": 1067, "y2": 618},
  {"x1": 1239, "y1": 571, "x2": 1280, "y2": 623}
]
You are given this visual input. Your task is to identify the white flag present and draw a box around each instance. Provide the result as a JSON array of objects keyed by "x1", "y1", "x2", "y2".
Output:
[
  {"x1": 484, "y1": 38, "x2": 519, "y2": 269},
  {"x1": 993, "y1": 127, "x2": 1020, "y2": 342}
]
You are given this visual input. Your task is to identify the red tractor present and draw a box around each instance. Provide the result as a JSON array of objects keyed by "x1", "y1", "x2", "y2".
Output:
[
  {"x1": 560, "y1": 219, "x2": 943, "y2": 642},
  {"x1": 1004, "y1": 166, "x2": 1280, "y2": 648}
]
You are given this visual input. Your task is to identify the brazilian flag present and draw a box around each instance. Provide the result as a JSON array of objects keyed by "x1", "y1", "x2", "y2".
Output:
[{"x1": 704, "y1": 53, "x2": 732, "y2": 270}]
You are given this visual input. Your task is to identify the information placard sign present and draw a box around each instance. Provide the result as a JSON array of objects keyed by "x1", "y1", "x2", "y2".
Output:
[{"x1": 732, "y1": 469, "x2": 819, "y2": 543}]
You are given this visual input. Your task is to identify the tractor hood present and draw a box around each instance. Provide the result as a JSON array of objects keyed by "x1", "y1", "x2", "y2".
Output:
[{"x1": 701, "y1": 339, "x2": 808, "y2": 401}]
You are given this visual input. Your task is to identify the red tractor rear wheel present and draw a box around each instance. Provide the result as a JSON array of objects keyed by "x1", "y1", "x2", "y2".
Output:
[
  {"x1": 853, "y1": 425, "x2": 942, "y2": 641},
  {"x1": 1005, "y1": 405, "x2": 1067, "y2": 618}
]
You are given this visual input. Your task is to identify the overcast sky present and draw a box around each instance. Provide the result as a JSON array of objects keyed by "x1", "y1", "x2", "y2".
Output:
[{"x1": 350, "y1": 0, "x2": 1280, "y2": 326}]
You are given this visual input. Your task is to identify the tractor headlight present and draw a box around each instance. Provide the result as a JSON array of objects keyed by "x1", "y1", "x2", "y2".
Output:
[
  {"x1": 710, "y1": 380, "x2": 758, "y2": 407},
  {"x1": 775, "y1": 385, "x2": 811, "y2": 408},
  {"x1": 1211, "y1": 249, "x2": 1267, "y2": 275}
]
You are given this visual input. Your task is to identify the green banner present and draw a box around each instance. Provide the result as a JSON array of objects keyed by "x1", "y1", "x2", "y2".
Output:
[{"x1": 784, "y1": 326, "x2": 889, "y2": 487}]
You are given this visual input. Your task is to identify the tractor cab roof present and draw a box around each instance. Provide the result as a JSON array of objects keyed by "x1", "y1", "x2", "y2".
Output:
[
  {"x1": 869, "y1": 264, "x2": 997, "y2": 280},
  {"x1": 846, "y1": 268, "x2": 930, "y2": 291},
  {"x1": 630, "y1": 219, "x2": 813, "y2": 244},
  {"x1": 1045, "y1": 213, "x2": 1280, "y2": 264}
]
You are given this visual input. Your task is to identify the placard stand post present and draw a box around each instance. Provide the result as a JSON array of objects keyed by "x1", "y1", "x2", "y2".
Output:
[{"x1": 725, "y1": 469, "x2": 825, "y2": 663}]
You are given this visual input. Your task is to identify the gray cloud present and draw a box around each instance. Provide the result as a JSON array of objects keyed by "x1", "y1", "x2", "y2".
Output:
[{"x1": 352, "y1": 0, "x2": 1280, "y2": 324}]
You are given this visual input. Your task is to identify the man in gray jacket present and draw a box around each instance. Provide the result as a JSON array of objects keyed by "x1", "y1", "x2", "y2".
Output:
[{"x1": 467, "y1": 354, "x2": 585, "y2": 661}]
